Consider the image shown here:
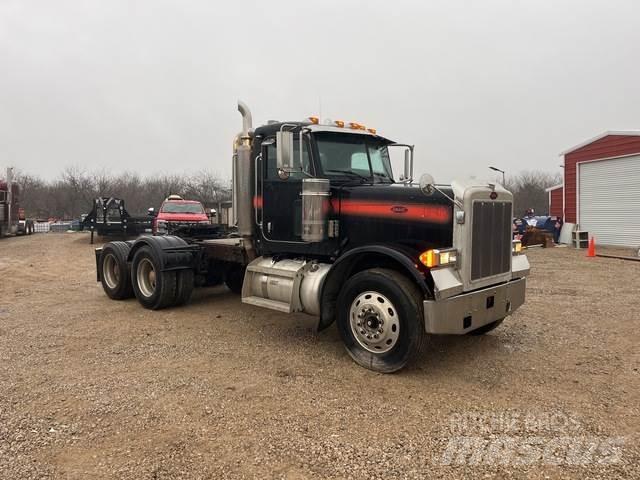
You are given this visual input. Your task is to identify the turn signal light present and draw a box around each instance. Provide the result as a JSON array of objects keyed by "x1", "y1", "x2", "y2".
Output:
[
  {"x1": 419, "y1": 248, "x2": 458, "y2": 268},
  {"x1": 308, "y1": 116, "x2": 319, "y2": 124},
  {"x1": 512, "y1": 240, "x2": 523, "y2": 254},
  {"x1": 335, "y1": 120, "x2": 345, "y2": 128}
]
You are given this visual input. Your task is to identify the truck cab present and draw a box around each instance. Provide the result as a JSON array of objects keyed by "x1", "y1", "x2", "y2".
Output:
[{"x1": 152, "y1": 195, "x2": 210, "y2": 235}]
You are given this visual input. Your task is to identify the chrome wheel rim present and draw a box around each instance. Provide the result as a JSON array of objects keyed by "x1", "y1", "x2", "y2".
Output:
[
  {"x1": 349, "y1": 291, "x2": 399, "y2": 354},
  {"x1": 103, "y1": 254, "x2": 120, "y2": 289},
  {"x1": 137, "y1": 258, "x2": 156, "y2": 297}
]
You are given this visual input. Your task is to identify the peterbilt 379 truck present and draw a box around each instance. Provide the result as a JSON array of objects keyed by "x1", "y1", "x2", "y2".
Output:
[{"x1": 94, "y1": 101, "x2": 529, "y2": 372}]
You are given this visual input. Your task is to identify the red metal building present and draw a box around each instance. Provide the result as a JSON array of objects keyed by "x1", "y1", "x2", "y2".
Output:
[
  {"x1": 559, "y1": 131, "x2": 640, "y2": 246},
  {"x1": 546, "y1": 184, "x2": 563, "y2": 217}
]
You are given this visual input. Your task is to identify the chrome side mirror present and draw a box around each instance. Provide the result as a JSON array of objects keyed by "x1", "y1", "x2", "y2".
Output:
[
  {"x1": 276, "y1": 131, "x2": 294, "y2": 178},
  {"x1": 404, "y1": 149, "x2": 411, "y2": 182},
  {"x1": 419, "y1": 173, "x2": 436, "y2": 195}
]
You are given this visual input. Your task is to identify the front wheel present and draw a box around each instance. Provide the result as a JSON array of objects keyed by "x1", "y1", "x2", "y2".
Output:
[{"x1": 336, "y1": 268, "x2": 427, "y2": 373}]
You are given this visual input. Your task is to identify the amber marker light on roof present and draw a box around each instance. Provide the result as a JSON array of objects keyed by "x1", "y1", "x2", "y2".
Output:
[
  {"x1": 308, "y1": 116, "x2": 319, "y2": 124},
  {"x1": 335, "y1": 120, "x2": 345, "y2": 128}
]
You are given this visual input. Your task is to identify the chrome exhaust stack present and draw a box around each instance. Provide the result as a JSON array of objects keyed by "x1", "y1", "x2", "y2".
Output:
[{"x1": 234, "y1": 100, "x2": 254, "y2": 237}]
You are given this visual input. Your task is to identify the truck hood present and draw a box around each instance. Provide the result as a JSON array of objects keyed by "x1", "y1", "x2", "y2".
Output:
[
  {"x1": 334, "y1": 183, "x2": 454, "y2": 224},
  {"x1": 333, "y1": 183, "x2": 455, "y2": 252}
]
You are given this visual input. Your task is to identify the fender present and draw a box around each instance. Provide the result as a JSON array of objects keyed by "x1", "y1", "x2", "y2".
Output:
[
  {"x1": 127, "y1": 235, "x2": 197, "y2": 271},
  {"x1": 317, "y1": 244, "x2": 432, "y2": 331}
]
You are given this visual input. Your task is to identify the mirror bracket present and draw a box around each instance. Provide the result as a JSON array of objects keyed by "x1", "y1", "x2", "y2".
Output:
[{"x1": 388, "y1": 143, "x2": 414, "y2": 184}]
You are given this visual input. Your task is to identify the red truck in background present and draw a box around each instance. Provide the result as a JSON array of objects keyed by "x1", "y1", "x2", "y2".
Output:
[{"x1": 150, "y1": 195, "x2": 212, "y2": 235}]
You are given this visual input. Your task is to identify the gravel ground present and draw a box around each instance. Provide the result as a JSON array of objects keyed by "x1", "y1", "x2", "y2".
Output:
[{"x1": 0, "y1": 234, "x2": 638, "y2": 479}]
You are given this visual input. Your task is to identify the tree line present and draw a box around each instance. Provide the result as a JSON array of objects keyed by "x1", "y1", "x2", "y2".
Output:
[
  {"x1": 11, "y1": 167, "x2": 232, "y2": 220},
  {"x1": 6, "y1": 167, "x2": 562, "y2": 221}
]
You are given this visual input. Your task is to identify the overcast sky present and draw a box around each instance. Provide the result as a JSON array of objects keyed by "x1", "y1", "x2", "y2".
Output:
[{"x1": 1, "y1": 0, "x2": 639, "y2": 183}]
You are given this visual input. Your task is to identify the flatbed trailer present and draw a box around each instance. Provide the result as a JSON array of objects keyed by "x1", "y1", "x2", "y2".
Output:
[{"x1": 82, "y1": 197, "x2": 153, "y2": 244}]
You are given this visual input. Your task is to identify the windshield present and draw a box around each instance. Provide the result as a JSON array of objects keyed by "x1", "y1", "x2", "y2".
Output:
[
  {"x1": 315, "y1": 133, "x2": 394, "y2": 182},
  {"x1": 160, "y1": 202, "x2": 204, "y2": 214}
]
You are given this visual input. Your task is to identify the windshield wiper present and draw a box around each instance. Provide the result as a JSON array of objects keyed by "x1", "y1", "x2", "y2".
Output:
[{"x1": 324, "y1": 169, "x2": 371, "y2": 182}]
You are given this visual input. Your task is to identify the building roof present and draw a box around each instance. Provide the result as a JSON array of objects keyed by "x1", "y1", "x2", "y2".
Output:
[{"x1": 559, "y1": 130, "x2": 640, "y2": 156}]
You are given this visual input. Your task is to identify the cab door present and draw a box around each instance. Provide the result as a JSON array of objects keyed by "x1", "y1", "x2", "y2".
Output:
[{"x1": 260, "y1": 136, "x2": 312, "y2": 242}]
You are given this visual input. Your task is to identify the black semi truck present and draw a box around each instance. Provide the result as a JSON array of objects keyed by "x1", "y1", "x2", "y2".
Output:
[{"x1": 94, "y1": 101, "x2": 529, "y2": 372}]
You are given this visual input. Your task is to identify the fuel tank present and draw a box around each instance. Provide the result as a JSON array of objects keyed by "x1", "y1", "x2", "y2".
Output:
[{"x1": 334, "y1": 183, "x2": 454, "y2": 252}]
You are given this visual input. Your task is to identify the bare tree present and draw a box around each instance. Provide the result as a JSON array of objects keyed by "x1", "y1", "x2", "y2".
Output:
[
  {"x1": 11, "y1": 168, "x2": 231, "y2": 219},
  {"x1": 501, "y1": 170, "x2": 563, "y2": 217}
]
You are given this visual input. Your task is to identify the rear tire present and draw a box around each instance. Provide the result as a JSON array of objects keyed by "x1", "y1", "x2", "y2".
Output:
[
  {"x1": 336, "y1": 268, "x2": 427, "y2": 373},
  {"x1": 174, "y1": 269, "x2": 195, "y2": 306},
  {"x1": 99, "y1": 241, "x2": 134, "y2": 300},
  {"x1": 468, "y1": 319, "x2": 504, "y2": 335},
  {"x1": 131, "y1": 246, "x2": 177, "y2": 310}
]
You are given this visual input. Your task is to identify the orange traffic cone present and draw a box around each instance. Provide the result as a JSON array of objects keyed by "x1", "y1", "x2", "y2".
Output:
[{"x1": 587, "y1": 236, "x2": 596, "y2": 257}]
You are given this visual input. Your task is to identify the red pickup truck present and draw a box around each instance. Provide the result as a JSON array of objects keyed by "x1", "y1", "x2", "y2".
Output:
[{"x1": 151, "y1": 195, "x2": 211, "y2": 235}]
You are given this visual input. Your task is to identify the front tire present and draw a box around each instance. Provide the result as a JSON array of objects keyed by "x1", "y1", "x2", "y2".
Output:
[
  {"x1": 131, "y1": 246, "x2": 177, "y2": 310},
  {"x1": 336, "y1": 268, "x2": 427, "y2": 373}
]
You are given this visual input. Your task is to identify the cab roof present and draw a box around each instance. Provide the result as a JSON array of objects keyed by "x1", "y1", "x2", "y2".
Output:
[{"x1": 253, "y1": 121, "x2": 394, "y2": 143}]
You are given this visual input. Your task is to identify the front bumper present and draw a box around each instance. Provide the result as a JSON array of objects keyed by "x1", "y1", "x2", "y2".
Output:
[{"x1": 423, "y1": 276, "x2": 526, "y2": 334}]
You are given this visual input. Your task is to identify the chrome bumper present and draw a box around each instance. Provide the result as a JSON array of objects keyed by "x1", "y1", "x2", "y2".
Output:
[{"x1": 423, "y1": 277, "x2": 526, "y2": 334}]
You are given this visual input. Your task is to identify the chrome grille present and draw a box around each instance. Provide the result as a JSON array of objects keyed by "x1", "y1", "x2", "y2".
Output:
[{"x1": 471, "y1": 201, "x2": 511, "y2": 281}]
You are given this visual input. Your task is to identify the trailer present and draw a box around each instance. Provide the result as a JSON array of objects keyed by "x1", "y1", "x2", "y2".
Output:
[
  {"x1": 81, "y1": 197, "x2": 153, "y2": 244},
  {"x1": 93, "y1": 101, "x2": 530, "y2": 373}
]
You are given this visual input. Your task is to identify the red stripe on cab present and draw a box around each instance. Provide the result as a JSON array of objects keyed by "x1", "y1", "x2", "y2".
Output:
[{"x1": 333, "y1": 199, "x2": 451, "y2": 224}]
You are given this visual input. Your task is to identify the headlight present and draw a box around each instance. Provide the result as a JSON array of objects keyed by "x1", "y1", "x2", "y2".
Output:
[
  {"x1": 156, "y1": 219, "x2": 168, "y2": 233},
  {"x1": 512, "y1": 239, "x2": 523, "y2": 254},
  {"x1": 419, "y1": 248, "x2": 458, "y2": 268}
]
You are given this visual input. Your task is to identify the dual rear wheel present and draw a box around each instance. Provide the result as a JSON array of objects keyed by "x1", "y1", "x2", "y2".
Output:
[
  {"x1": 131, "y1": 246, "x2": 194, "y2": 309},
  {"x1": 99, "y1": 243, "x2": 193, "y2": 309}
]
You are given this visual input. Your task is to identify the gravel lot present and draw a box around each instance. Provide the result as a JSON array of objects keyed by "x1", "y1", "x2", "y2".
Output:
[{"x1": 1, "y1": 234, "x2": 638, "y2": 479}]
